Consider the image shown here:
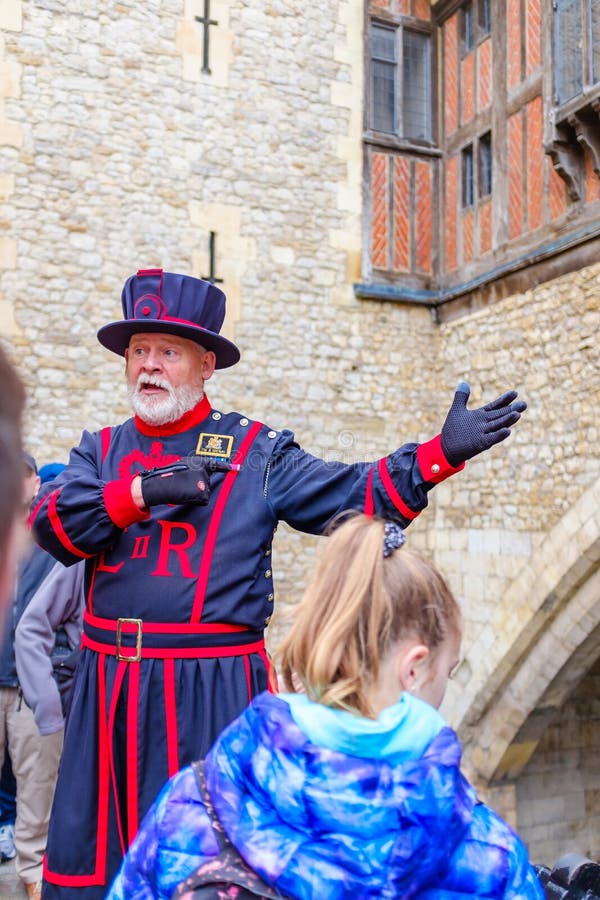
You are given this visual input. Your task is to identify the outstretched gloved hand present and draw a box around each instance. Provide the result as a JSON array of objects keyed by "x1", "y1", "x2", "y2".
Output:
[{"x1": 441, "y1": 382, "x2": 527, "y2": 467}]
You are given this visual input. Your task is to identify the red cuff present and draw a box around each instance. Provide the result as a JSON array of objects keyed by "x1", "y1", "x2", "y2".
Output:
[
  {"x1": 103, "y1": 478, "x2": 150, "y2": 529},
  {"x1": 417, "y1": 434, "x2": 465, "y2": 484}
]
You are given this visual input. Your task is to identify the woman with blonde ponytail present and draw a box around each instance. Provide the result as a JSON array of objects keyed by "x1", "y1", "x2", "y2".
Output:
[{"x1": 108, "y1": 515, "x2": 543, "y2": 900}]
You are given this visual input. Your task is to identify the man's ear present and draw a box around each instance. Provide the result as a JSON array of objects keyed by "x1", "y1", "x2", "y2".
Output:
[
  {"x1": 398, "y1": 644, "x2": 430, "y2": 693},
  {"x1": 201, "y1": 350, "x2": 216, "y2": 381}
]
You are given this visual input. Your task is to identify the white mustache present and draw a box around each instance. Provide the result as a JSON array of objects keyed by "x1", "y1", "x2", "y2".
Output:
[{"x1": 135, "y1": 374, "x2": 173, "y2": 394}]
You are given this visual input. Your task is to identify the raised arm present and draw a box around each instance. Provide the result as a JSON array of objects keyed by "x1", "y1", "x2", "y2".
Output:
[{"x1": 268, "y1": 382, "x2": 526, "y2": 534}]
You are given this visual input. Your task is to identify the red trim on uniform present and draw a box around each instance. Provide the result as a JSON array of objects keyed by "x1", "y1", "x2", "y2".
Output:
[
  {"x1": 163, "y1": 660, "x2": 179, "y2": 777},
  {"x1": 243, "y1": 656, "x2": 252, "y2": 702},
  {"x1": 107, "y1": 662, "x2": 128, "y2": 856},
  {"x1": 86, "y1": 558, "x2": 98, "y2": 615},
  {"x1": 156, "y1": 314, "x2": 208, "y2": 329},
  {"x1": 83, "y1": 611, "x2": 249, "y2": 635},
  {"x1": 29, "y1": 489, "x2": 54, "y2": 530},
  {"x1": 101, "y1": 426, "x2": 112, "y2": 462},
  {"x1": 191, "y1": 421, "x2": 263, "y2": 622},
  {"x1": 259, "y1": 648, "x2": 279, "y2": 694},
  {"x1": 81, "y1": 634, "x2": 265, "y2": 659},
  {"x1": 377, "y1": 457, "x2": 420, "y2": 520},
  {"x1": 364, "y1": 468, "x2": 375, "y2": 517},
  {"x1": 42, "y1": 867, "x2": 106, "y2": 888},
  {"x1": 134, "y1": 395, "x2": 211, "y2": 437},
  {"x1": 416, "y1": 433, "x2": 465, "y2": 484},
  {"x1": 43, "y1": 655, "x2": 110, "y2": 886},
  {"x1": 103, "y1": 477, "x2": 150, "y2": 529},
  {"x1": 47, "y1": 491, "x2": 93, "y2": 559},
  {"x1": 126, "y1": 663, "x2": 140, "y2": 844},
  {"x1": 95, "y1": 654, "x2": 110, "y2": 881}
]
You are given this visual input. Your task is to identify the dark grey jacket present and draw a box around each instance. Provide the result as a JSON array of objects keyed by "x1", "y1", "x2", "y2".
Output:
[{"x1": 0, "y1": 541, "x2": 56, "y2": 687}]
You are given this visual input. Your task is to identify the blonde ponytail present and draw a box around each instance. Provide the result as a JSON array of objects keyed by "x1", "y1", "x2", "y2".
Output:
[{"x1": 276, "y1": 513, "x2": 460, "y2": 717}]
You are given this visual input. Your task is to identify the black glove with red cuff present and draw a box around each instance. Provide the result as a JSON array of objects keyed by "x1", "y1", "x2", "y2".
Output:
[
  {"x1": 139, "y1": 457, "x2": 239, "y2": 508},
  {"x1": 140, "y1": 460, "x2": 210, "y2": 508},
  {"x1": 441, "y1": 381, "x2": 527, "y2": 467}
]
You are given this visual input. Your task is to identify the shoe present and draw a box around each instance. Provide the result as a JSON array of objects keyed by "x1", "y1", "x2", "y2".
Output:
[
  {"x1": 0, "y1": 822, "x2": 15, "y2": 862},
  {"x1": 25, "y1": 881, "x2": 42, "y2": 900}
]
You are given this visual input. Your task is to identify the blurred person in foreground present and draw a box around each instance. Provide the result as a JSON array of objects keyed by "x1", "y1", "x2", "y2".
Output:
[
  {"x1": 107, "y1": 514, "x2": 543, "y2": 900},
  {"x1": 0, "y1": 343, "x2": 26, "y2": 618},
  {"x1": 30, "y1": 268, "x2": 527, "y2": 899},
  {"x1": 0, "y1": 455, "x2": 61, "y2": 900},
  {"x1": 0, "y1": 344, "x2": 25, "y2": 866}
]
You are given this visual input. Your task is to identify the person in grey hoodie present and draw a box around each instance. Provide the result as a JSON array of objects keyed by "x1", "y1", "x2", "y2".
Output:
[{"x1": 15, "y1": 559, "x2": 85, "y2": 738}]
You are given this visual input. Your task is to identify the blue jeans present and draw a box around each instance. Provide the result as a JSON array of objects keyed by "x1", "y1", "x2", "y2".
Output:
[{"x1": 0, "y1": 752, "x2": 16, "y2": 825}]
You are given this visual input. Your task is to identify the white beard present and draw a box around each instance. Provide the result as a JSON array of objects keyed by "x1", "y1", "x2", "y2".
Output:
[{"x1": 127, "y1": 374, "x2": 204, "y2": 426}]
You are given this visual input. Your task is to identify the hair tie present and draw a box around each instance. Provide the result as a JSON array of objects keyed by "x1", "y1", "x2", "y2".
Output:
[{"x1": 383, "y1": 520, "x2": 405, "y2": 558}]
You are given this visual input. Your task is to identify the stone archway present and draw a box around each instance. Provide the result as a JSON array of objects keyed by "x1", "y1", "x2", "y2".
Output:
[{"x1": 455, "y1": 475, "x2": 600, "y2": 786}]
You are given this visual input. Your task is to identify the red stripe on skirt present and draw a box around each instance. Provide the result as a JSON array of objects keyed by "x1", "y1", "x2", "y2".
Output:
[
  {"x1": 163, "y1": 659, "x2": 179, "y2": 777},
  {"x1": 243, "y1": 656, "x2": 252, "y2": 701},
  {"x1": 96, "y1": 654, "x2": 110, "y2": 880},
  {"x1": 259, "y1": 648, "x2": 279, "y2": 694},
  {"x1": 43, "y1": 655, "x2": 111, "y2": 886},
  {"x1": 107, "y1": 662, "x2": 128, "y2": 856},
  {"x1": 127, "y1": 663, "x2": 140, "y2": 843}
]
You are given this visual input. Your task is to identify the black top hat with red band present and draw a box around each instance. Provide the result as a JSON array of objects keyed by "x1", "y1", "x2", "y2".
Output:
[{"x1": 97, "y1": 268, "x2": 240, "y2": 369}]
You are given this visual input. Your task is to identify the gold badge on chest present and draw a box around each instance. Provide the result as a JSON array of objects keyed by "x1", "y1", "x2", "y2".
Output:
[{"x1": 195, "y1": 432, "x2": 234, "y2": 459}]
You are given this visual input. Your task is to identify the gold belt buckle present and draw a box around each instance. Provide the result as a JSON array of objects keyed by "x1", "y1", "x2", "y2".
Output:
[{"x1": 116, "y1": 618, "x2": 143, "y2": 662}]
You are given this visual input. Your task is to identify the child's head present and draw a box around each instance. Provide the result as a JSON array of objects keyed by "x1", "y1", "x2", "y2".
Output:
[{"x1": 276, "y1": 513, "x2": 461, "y2": 718}]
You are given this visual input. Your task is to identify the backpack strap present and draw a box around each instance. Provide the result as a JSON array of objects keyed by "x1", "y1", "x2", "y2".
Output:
[{"x1": 173, "y1": 760, "x2": 288, "y2": 900}]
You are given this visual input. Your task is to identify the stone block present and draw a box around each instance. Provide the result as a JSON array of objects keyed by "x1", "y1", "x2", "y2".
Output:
[
  {"x1": 0, "y1": 116, "x2": 22, "y2": 147},
  {"x1": 0, "y1": 59, "x2": 21, "y2": 99},
  {"x1": 0, "y1": 237, "x2": 16, "y2": 269},
  {"x1": 0, "y1": 1, "x2": 21, "y2": 32}
]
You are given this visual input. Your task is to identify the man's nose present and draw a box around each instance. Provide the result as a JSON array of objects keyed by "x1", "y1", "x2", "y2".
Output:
[{"x1": 141, "y1": 350, "x2": 163, "y2": 370}]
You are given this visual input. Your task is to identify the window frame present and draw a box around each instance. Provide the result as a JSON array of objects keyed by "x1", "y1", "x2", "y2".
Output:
[
  {"x1": 478, "y1": 0, "x2": 491, "y2": 37},
  {"x1": 478, "y1": 131, "x2": 492, "y2": 198},
  {"x1": 460, "y1": 132, "x2": 492, "y2": 210},
  {"x1": 462, "y1": 2, "x2": 475, "y2": 52},
  {"x1": 366, "y1": 14, "x2": 436, "y2": 151},
  {"x1": 369, "y1": 22, "x2": 398, "y2": 135},
  {"x1": 359, "y1": 0, "x2": 600, "y2": 314},
  {"x1": 554, "y1": 0, "x2": 600, "y2": 108},
  {"x1": 461, "y1": 144, "x2": 475, "y2": 208},
  {"x1": 460, "y1": 0, "x2": 491, "y2": 56}
]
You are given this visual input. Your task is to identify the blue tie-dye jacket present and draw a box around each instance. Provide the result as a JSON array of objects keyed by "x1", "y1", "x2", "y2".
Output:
[{"x1": 107, "y1": 692, "x2": 543, "y2": 900}]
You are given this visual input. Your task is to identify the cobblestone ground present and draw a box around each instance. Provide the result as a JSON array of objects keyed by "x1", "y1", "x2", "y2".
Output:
[{"x1": 0, "y1": 858, "x2": 27, "y2": 899}]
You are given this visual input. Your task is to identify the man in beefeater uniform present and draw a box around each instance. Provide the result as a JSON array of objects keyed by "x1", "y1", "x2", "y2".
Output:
[{"x1": 31, "y1": 268, "x2": 526, "y2": 899}]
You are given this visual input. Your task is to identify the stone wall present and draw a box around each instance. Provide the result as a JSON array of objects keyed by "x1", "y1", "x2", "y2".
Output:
[
  {"x1": 1, "y1": 0, "x2": 600, "y2": 861},
  {"x1": 516, "y1": 658, "x2": 600, "y2": 865}
]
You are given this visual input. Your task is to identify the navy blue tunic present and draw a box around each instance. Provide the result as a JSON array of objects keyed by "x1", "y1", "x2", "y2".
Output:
[{"x1": 31, "y1": 396, "x2": 460, "y2": 899}]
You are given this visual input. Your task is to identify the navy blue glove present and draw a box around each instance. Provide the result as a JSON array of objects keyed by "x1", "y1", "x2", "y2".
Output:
[{"x1": 441, "y1": 382, "x2": 527, "y2": 467}]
